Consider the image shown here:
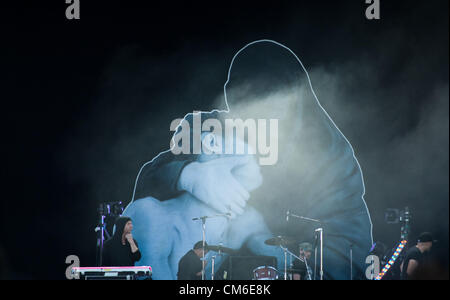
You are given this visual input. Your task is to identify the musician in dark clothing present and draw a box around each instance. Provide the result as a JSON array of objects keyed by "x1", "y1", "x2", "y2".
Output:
[
  {"x1": 177, "y1": 241, "x2": 209, "y2": 280},
  {"x1": 102, "y1": 217, "x2": 142, "y2": 266},
  {"x1": 292, "y1": 242, "x2": 313, "y2": 280},
  {"x1": 400, "y1": 232, "x2": 435, "y2": 280}
]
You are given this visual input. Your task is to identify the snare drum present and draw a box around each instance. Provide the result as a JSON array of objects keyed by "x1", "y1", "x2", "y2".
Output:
[{"x1": 253, "y1": 266, "x2": 278, "y2": 280}]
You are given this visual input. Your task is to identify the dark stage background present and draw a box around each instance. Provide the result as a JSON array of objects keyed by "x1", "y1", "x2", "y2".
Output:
[{"x1": 0, "y1": 0, "x2": 448, "y2": 279}]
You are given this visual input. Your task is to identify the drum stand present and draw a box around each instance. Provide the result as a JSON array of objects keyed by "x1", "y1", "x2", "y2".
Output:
[
  {"x1": 211, "y1": 246, "x2": 224, "y2": 280},
  {"x1": 210, "y1": 249, "x2": 224, "y2": 280},
  {"x1": 211, "y1": 255, "x2": 215, "y2": 280},
  {"x1": 280, "y1": 246, "x2": 304, "y2": 280},
  {"x1": 201, "y1": 217, "x2": 206, "y2": 280},
  {"x1": 289, "y1": 253, "x2": 293, "y2": 280},
  {"x1": 302, "y1": 253, "x2": 313, "y2": 280}
]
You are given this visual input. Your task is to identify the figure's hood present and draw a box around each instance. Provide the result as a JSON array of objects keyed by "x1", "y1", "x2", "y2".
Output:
[
  {"x1": 223, "y1": 40, "x2": 340, "y2": 168},
  {"x1": 224, "y1": 41, "x2": 306, "y2": 120},
  {"x1": 223, "y1": 40, "x2": 369, "y2": 226}
]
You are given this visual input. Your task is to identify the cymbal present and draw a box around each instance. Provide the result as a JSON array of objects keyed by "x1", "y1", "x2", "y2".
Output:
[
  {"x1": 264, "y1": 236, "x2": 297, "y2": 246},
  {"x1": 206, "y1": 245, "x2": 237, "y2": 254}
]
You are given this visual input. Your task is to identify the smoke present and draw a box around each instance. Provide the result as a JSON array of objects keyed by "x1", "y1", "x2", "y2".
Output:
[
  {"x1": 213, "y1": 48, "x2": 448, "y2": 254},
  {"x1": 308, "y1": 62, "x2": 449, "y2": 239},
  {"x1": 310, "y1": 62, "x2": 449, "y2": 273},
  {"x1": 61, "y1": 38, "x2": 448, "y2": 270}
]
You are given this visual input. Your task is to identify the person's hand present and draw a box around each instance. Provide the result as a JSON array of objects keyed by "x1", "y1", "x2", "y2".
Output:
[
  {"x1": 124, "y1": 233, "x2": 134, "y2": 242},
  {"x1": 177, "y1": 156, "x2": 252, "y2": 218}
]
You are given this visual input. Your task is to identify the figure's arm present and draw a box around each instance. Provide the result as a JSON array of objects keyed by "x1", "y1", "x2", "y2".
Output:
[
  {"x1": 133, "y1": 151, "x2": 197, "y2": 201},
  {"x1": 177, "y1": 260, "x2": 189, "y2": 279},
  {"x1": 405, "y1": 259, "x2": 419, "y2": 278},
  {"x1": 135, "y1": 152, "x2": 251, "y2": 217},
  {"x1": 133, "y1": 112, "x2": 204, "y2": 202},
  {"x1": 192, "y1": 259, "x2": 204, "y2": 279},
  {"x1": 133, "y1": 111, "x2": 251, "y2": 217},
  {"x1": 178, "y1": 258, "x2": 201, "y2": 280}
]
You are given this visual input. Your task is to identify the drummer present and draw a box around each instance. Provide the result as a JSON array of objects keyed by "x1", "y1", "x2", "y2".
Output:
[
  {"x1": 292, "y1": 242, "x2": 313, "y2": 280},
  {"x1": 177, "y1": 241, "x2": 210, "y2": 280}
]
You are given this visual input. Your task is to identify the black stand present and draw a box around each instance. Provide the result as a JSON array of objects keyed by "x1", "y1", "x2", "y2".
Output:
[{"x1": 95, "y1": 202, "x2": 124, "y2": 266}]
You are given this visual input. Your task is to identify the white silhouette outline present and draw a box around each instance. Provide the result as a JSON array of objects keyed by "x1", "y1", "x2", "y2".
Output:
[{"x1": 127, "y1": 39, "x2": 373, "y2": 245}]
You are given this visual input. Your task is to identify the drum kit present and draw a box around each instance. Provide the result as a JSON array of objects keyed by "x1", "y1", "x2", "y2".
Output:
[
  {"x1": 193, "y1": 210, "x2": 324, "y2": 280},
  {"x1": 204, "y1": 244, "x2": 237, "y2": 280},
  {"x1": 204, "y1": 235, "x2": 314, "y2": 280},
  {"x1": 260, "y1": 236, "x2": 313, "y2": 280}
]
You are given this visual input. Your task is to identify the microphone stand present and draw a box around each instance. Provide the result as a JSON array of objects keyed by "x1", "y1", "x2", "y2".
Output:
[
  {"x1": 95, "y1": 205, "x2": 112, "y2": 267},
  {"x1": 350, "y1": 244, "x2": 353, "y2": 280},
  {"x1": 94, "y1": 202, "x2": 123, "y2": 267},
  {"x1": 95, "y1": 214, "x2": 106, "y2": 267},
  {"x1": 315, "y1": 228, "x2": 324, "y2": 280},
  {"x1": 314, "y1": 244, "x2": 317, "y2": 280},
  {"x1": 287, "y1": 211, "x2": 322, "y2": 224},
  {"x1": 192, "y1": 213, "x2": 230, "y2": 280},
  {"x1": 286, "y1": 210, "x2": 324, "y2": 280}
]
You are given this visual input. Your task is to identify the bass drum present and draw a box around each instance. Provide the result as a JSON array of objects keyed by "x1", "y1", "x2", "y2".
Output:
[{"x1": 252, "y1": 266, "x2": 278, "y2": 280}]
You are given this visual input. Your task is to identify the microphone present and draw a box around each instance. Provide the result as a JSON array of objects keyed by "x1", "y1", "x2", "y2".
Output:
[
  {"x1": 286, "y1": 210, "x2": 290, "y2": 222},
  {"x1": 193, "y1": 213, "x2": 231, "y2": 221},
  {"x1": 313, "y1": 232, "x2": 319, "y2": 249}
]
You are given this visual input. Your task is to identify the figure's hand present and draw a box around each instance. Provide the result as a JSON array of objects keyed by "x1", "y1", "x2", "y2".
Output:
[{"x1": 177, "y1": 156, "x2": 251, "y2": 218}]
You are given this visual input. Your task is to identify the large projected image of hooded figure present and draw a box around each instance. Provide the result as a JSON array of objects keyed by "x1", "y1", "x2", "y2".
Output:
[
  {"x1": 125, "y1": 40, "x2": 373, "y2": 280},
  {"x1": 125, "y1": 128, "x2": 286, "y2": 280}
]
